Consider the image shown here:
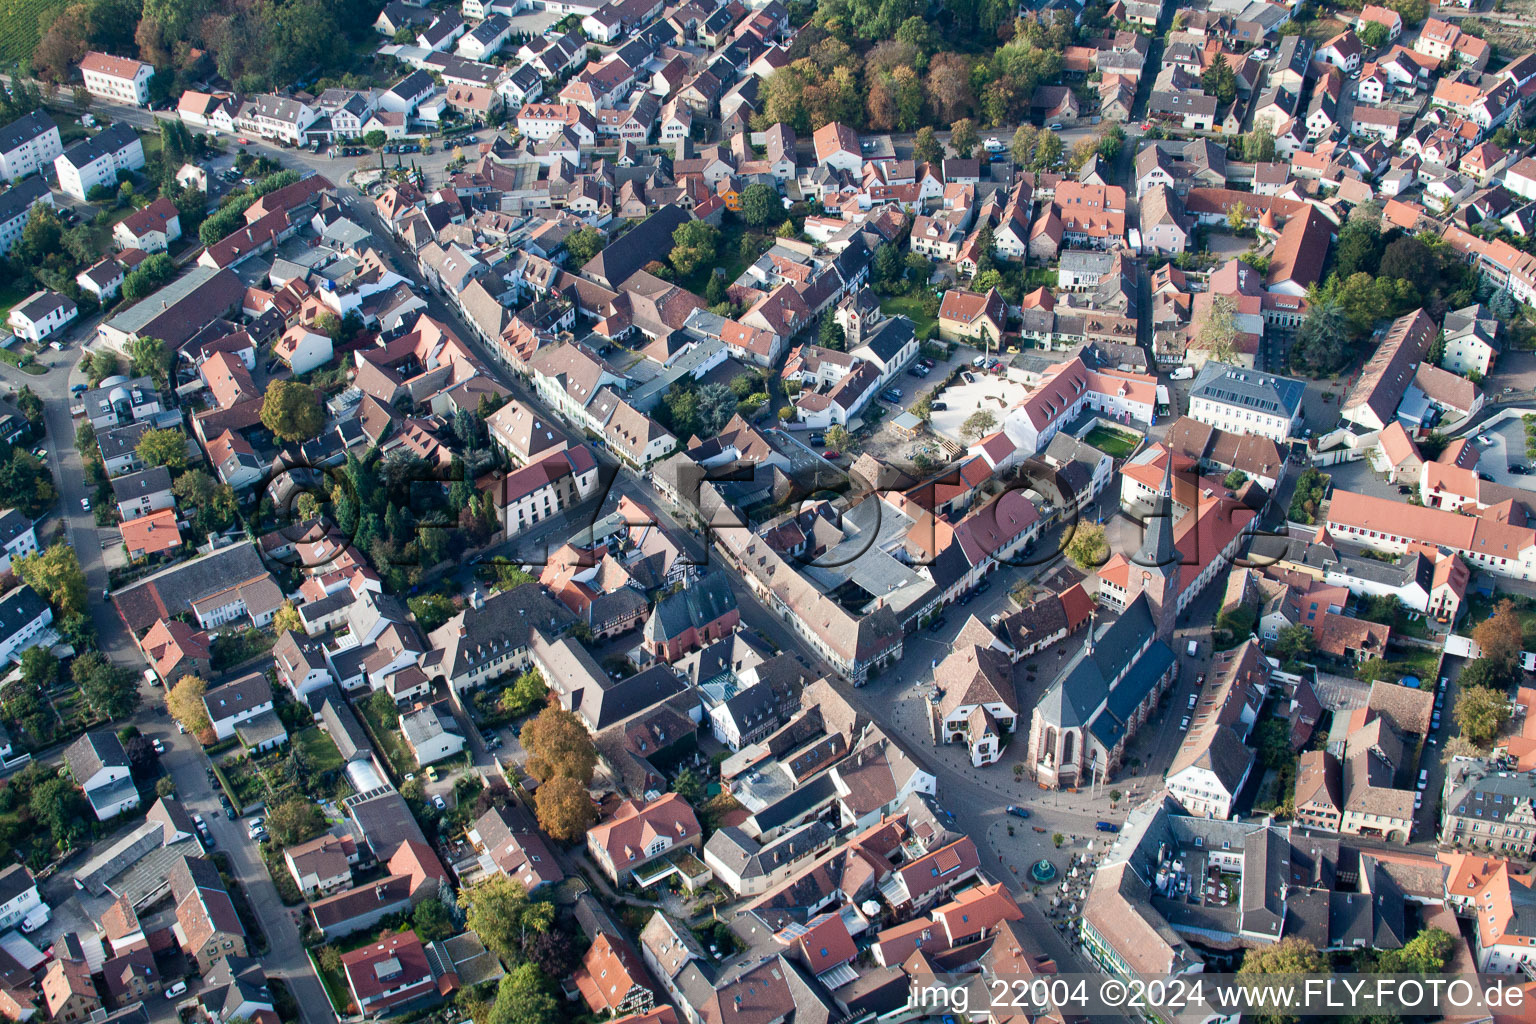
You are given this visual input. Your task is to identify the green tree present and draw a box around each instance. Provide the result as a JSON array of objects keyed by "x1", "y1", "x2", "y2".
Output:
[
  {"x1": 1456, "y1": 684, "x2": 1511, "y2": 746},
  {"x1": 1201, "y1": 54, "x2": 1238, "y2": 105},
  {"x1": 463, "y1": 876, "x2": 555, "y2": 963},
  {"x1": 961, "y1": 409, "x2": 998, "y2": 440},
  {"x1": 87, "y1": 350, "x2": 120, "y2": 386},
  {"x1": 173, "y1": 470, "x2": 237, "y2": 534},
  {"x1": 260, "y1": 380, "x2": 324, "y2": 441},
  {"x1": 30, "y1": 778, "x2": 90, "y2": 851},
  {"x1": 1293, "y1": 295, "x2": 1351, "y2": 375},
  {"x1": 1010, "y1": 124, "x2": 1039, "y2": 166},
  {"x1": 564, "y1": 227, "x2": 604, "y2": 265},
  {"x1": 1243, "y1": 127, "x2": 1276, "y2": 162},
  {"x1": 9, "y1": 388, "x2": 40, "y2": 432},
  {"x1": 413, "y1": 899, "x2": 454, "y2": 943},
  {"x1": 696, "y1": 382, "x2": 739, "y2": 435},
  {"x1": 825, "y1": 425, "x2": 851, "y2": 450},
  {"x1": 135, "y1": 427, "x2": 187, "y2": 469},
  {"x1": 74, "y1": 652, "x2": 140, "y2": 720},
  {"x1": 364, "y1": 130, "x2": 387, "y2": 149},
  {"x1": 1031, "y1": 130, "x2": 1063, "y2": 171},
  {"x1": 819, "y1": 317, "x2": 846, "y2": 350},
  {"x1": 1237, "y1": 938, "x2": 1327, "y2": 1024},
  {"x1": 1063, "y1": 523, "x2": 1108, "y2": 570},
  {"x1": 1273, "y1": 624, "x2": 1316, "y2": 665},
  {"x1": 0, "y1": 451, "x2": 56, "y2": 519},
  {"x1": 949, "y1": 117, "x2": 978, "y2": 159},
  {"x1": 271, "y1": 602, "x2": 303, "y2": 636},
  {"x1": 20, "y1": 647, "x2": 57, "y2": 690},
  {"x1": 670, "y1": 220, "x2": 719, "y2": 278},
  {"x1": 1355, "y1": 657, "x2": 1394, "y2": 684},
  {"x1": 499, "y1": 669, "x2": 548, "y2": 718},
  {"x1": 15, "y1": 544, "x2": 88, "y2": 618},
  {"x1": 1387, "y1": 0, "x2": 1429, "y2": 24},
  {"x1": 267, "y1": 796, "x2": 326, "y2": 845},
  {"x1": 1375, "y1": 927, "x2": 1453, "y2": 974},
  {"x1": 489, "y1": 963, "x2": 559, "y2": 1024},
  {"x1": 740, "y1": 183, "x2": 782, "y2": 228},
  {"x1": 673, "y1": 767, "x2": 703, "y2": 803},
  {"x1": 128, "y1": 334, "x2": 172, "y2": 385},
  {"x1": 913, "y1": 125, "x2": 943, "y2": 165}
]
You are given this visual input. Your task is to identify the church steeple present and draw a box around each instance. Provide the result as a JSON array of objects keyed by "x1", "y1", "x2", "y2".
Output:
[
  {"x1": 1136, "y1": 455, "x2": 1180, "y2": 571},
  {"x1": 1131, "y1": 453, "x2": 1182, "y2": 641}
]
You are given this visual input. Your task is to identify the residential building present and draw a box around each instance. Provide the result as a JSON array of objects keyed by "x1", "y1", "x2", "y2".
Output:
[
  {"x1": 587, "y1": 794, "x2": 705, "y2": 890},
  {"x1": 1187, "y1": 363, "x2": 1306, "y2": 442},
  {"x1": 399, "y1": 702, "x2": 466, "y2": 765},
  {"x1": 342, "y1": 931, "x2": 439, "y2": 1016},
  {"x1": 7, "y1": 290, "x2": 77, "y2": 342},
  {"x1": 0, "y1": 177, "x2": 54, "y2": 256},
  {"x1": 0, "y1": 509, "x2": 38, "y2": 575},
  {"x1": 79, "y1": 52, "x2": 154, "y2": 106},
  {"x1": 0, "y1": 111, "x2": 62, "y2": 181},
  {"x1": 0, "y1": 585, "x2": 52, "y2": 664},
  {"x1": 203, "y1": 672, "x2": 276, "y2": 742},
  {"x1": 170, "y1": 855, "x2": 249, "y2": 972},
  {"x1": 54, "y1": 125, "x2": 145, "y2": 201}
]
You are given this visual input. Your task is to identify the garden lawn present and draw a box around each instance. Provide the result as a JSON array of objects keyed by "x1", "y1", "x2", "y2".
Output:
[
  {"x1": 357, "y1": 698, "x2": 416, "y2": 778},
  {"x1": 879, "y1": 295, "x2": 936, "y2": 340},
  {"x1": 292, "y1": 726, "x2": 345, "y2": 774},
  {"x1": 1384, "y1": 647, "x2": 1440, "y2": 683},
  {"x1": 0, "y1": 279, "x2": 30, "y2": 324},
  {"x1": 1082, "y1": 425, "x2": 1140, "y2": 458}
]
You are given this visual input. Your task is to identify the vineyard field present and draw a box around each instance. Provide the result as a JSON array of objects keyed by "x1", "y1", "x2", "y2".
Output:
[{"x1": 0, "y1": 0, "x2": 68, "y2": 66}]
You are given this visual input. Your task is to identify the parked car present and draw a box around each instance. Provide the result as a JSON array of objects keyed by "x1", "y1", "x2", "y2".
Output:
[
  {"x1": 928, "y1": 616, "x2": 948, "y2": 633},
  {"x1": 1514, "y1": 465, "x2": 1531, "y2": 475},
  {"x1": 1095, "y1": 821, "x2": 1120, "y2": 833},
  {"x1": 921, "y1": 358, "x2": 936, "y2": 369},
  {"x1": 425, "y1": 765, "x2": 439, "y2": 782},
  {"x1": 433, "y1": 794, "x2": 447, "y2": 810},
  {"x1": 80, "y1": 497, "x2": 90, "y2": 511},
  {"x1": 1417, "y1": 769, "x2": 1429, "y2": 790},
  {"x1": 151, "y1": 738, "x2": 165, "y2": 754},
  {"x1": 165, "y1": 981, "x2": 187, "y2": 999},
  {"x1": 931, "y1": 401, "x2": 947, "y2": 411},
  {"x1": 1005, "y1": 805, "x2": 1032, "y2": 819},
  {"x1": 1179, "y1": 716, "x2": 1190, "y2": 730},
  {"x1": 823, "y1": 450, "x2": 841, "y2": 459}
]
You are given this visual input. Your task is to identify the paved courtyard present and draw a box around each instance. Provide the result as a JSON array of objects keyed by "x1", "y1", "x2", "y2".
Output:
[{"x1": 930, "y1": 374, "x2": 1031, "y2": 440}]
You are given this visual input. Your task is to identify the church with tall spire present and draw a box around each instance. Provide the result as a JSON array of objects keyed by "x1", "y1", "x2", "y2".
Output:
[{"x1": 1128, "y1": 456, "x2": 1181, "y2": 641}]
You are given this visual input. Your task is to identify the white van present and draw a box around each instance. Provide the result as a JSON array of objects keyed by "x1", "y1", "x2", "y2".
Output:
[
  {"x1": 1170, "y1": 366, "x2": 1195, "y2": 380},
  {"x1": 1186, "y1": 640, "x2": 1198, "y2": 657}
]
